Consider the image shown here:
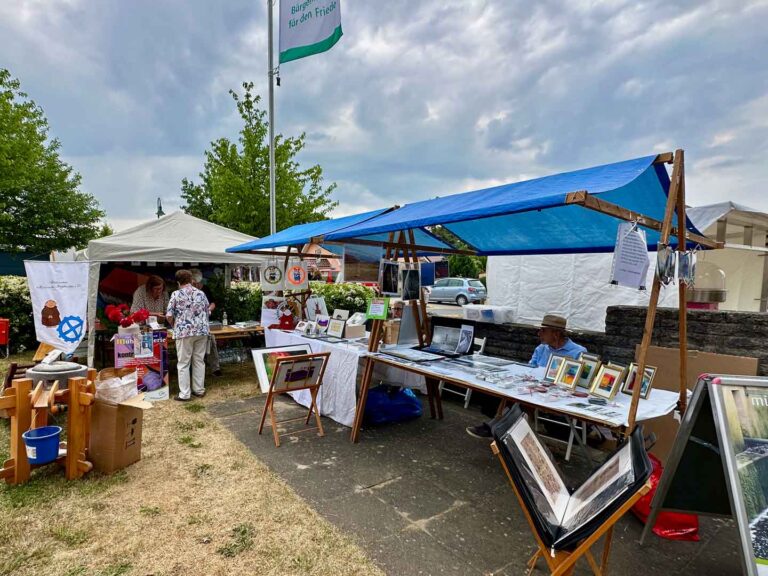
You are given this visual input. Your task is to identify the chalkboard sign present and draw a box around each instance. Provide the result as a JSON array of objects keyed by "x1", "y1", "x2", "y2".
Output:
[{"x1": 643, "y1": 375, "x2": 768, "y2": 576}]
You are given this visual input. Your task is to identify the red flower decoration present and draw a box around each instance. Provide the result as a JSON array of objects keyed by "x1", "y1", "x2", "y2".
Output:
[{"x1": 104, "y1": 305, "x2": 150, "y2": 328}]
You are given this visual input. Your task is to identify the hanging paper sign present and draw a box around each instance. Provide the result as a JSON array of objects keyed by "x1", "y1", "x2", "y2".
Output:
[
  {"x1": 24, "y1": 261, "x2": 89, "y2": 354},
  {"x1": 609, "y1": 222, "x2": 650, "y2": 290},
  {"x1": 678, "y1": 251, "x2": 696, "y2": 285},
  {"x1": 285, "y1": 261, "x2": 308, "y2": 290},
  {"x1": 261, "y1": 261, "x2": 284, "y2": 291},
  {"x1": 366, "y1": 298, "x2": 389, "y2": 320}
]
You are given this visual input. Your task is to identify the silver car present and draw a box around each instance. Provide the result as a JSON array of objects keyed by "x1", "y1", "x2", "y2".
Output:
[{"x1": 427, "y1": 277, "x2": 487, "y2": 305}]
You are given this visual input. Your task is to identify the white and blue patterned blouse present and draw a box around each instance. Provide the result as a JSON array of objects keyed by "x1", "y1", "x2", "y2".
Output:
[{"x1": 166, "y1": 285, "x2": 210, "y2": 339}]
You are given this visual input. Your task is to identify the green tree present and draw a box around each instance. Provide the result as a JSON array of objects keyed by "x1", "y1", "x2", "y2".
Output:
[
  {"x1": 429, "y1": 225, "x2": 487, "y2": 278},
  {"x1": 0, "y1": 69, "x2": 104, "y2": 252},
  {"x1": 181, "y1": 82, "x2": 337, "y2": 237}
]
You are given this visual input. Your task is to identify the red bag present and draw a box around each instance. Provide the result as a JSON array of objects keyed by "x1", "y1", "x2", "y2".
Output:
[{"x1": 632, "y1": 453, "x2": 700, "y2": 541}]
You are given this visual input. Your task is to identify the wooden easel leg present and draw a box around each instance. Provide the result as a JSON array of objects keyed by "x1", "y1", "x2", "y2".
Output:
[
  {"x1": 351, "y1": 358, "x2": 374, "y2": 443},
  {"x1": 270, "y1": 401, "x2": 280, "y2": 447},
  {"x1": 10, "y1": 380, "x2": 32, "y2": 485},
  {"x1": 258, "y1": 390, "x2": 273, "y2": 435},
  {"x1": 310, "y1": 388, "x2": 324, "y2": 437},
  {"x1": 526, "y1": 550, "x2": 541, "y2": 576},
  {"x1": 600, "y1": 526, "x2": 614, "y2": 574},
  {"x1": 425, "y1": 377, "x2": 443, "y2": 420}
]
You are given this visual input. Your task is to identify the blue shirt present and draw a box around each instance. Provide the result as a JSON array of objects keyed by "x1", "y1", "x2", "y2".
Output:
[{"x1": 530, "y1": 339, "x2": 587, "y2": 368}]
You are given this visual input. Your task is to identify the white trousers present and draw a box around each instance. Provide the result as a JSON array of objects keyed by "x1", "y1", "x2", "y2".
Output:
[{"x1": 176, "y1": 335, "x2": 207, "y2": 399}]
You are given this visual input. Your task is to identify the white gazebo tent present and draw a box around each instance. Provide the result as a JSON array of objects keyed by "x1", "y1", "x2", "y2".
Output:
[{"x1": 77, "y1": 211, "x2": 267, "y2": 365}]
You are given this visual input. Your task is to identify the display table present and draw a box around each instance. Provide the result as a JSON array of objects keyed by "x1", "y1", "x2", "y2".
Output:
[
  {"x1": 264, "y1": 329, "x2": 428, "y2": 427},
  {"x1": 265, "y1": 328, "x2": 364, "y2": 426},
  {"x1": 351, "y1": 353, "x2": 681, "y2": 442}
]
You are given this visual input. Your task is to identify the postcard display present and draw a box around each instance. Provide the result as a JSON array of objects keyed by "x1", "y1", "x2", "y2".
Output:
[
  {"x1": 642, "y1": 375, "x2": 768, "y2": 576},
  {"x1": 492, "y1": 405, "x2": 652, "y2": 573},
  {"x1": 114, "y1": 330, "x2": 169, "y2": 401}
]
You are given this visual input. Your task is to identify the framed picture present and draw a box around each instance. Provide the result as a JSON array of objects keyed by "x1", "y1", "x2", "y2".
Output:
[
  {"x1": 315, "y1": 314, "x2": 330, "y2": 334},
  {"x1": 261, "y1": 295, "x2": 285, "y2": 327},
  {"x1": 577, "y1": 354, "x2": 602, "y2": 389},
  {"x1": 379, "y1": 261, "x2": 400, "y2": 296},
  {"x1": 305, "y1": 296, "x2": 328, "y2": 321},
  {"x1": 400, "y1": 267, "x2": 421, "y2": 301},
  {"x1": 252, "y1": 345, "x2": 311, "y2": 394},
  {"x1": 554, "y1": 359, "x2": 583, "y2": 390},
  {"x1": 327, "y1": 318, "x2": 345, "y2": 338},
  {"x1": 294, "y1": 320, "x2": 309, "y2": 334},
  {"x1": 621, "y1": 362, "x2": 657, "y2": 399},
  {"x1": 332, "y1": 309, "x2": 350, "y2": 321},
  {"x1": 544, "y1": 354, "x2": 569, "y2": 383},
  {"x1": 590, "y1": 363, "x2": 626, "y2": 400},
  {"x1": 272, "y1": 356, "x2": 325, "y2": 392}
]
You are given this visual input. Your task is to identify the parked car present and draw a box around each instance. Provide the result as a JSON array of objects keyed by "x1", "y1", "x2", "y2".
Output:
[{"x1": 426, "y1": 277, "x2": 487, "y2": 305}]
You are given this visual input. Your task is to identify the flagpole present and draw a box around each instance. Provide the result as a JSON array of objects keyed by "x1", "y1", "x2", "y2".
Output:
[{"x1": 267, "y1": 0, "x2": 277, "y2": 236}]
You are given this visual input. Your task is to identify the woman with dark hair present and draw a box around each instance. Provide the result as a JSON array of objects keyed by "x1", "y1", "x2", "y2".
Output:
[{"x1": 131, "y1": 274, "x2": 169, "y2": 315}]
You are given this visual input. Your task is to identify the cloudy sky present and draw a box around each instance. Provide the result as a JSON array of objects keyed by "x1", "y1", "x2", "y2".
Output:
[{"x1": 2, "y1": 0, "x2": 767, "y2": 231}]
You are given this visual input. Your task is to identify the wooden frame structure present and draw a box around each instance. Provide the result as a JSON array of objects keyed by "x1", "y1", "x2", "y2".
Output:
[
  {"x1": 491, "y1": 440, "x2": 651, "y2": 576},
  {"x1": 258, "y1": 351, "x2": 331, "y2": 447},
  {"x1": 243, "y1": 150, "x2": 721, "y2": 443},
  {"x1": 0, "y1": 370, "x2": 96, "y2": 485}
]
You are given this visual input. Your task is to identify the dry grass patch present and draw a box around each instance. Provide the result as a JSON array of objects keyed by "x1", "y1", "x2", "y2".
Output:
[{"x1": 0, "y1": 359, "x2": 383, "y2": 576}]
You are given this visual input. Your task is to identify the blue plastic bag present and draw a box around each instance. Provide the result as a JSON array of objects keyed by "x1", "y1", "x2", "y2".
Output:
[{"x1": 363, "y1": 386, "x2": 423, "y2": 426}]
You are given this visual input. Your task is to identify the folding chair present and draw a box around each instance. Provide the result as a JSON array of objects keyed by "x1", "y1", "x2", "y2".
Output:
[
  {"x1": 438, "y1": 337, "x2": 486, "y2": 408},
  {"x1": 258, "y1": 352, "x2": 330, "y2": 447}
]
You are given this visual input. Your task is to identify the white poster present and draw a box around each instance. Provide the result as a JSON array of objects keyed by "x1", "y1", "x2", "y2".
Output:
[
  {"x1": 285, "y1": 260, "x2": 309, "y2": 291},
  {"x1": 279, "y1": 0, "x2": 343, "y2": 64},
  {"x1": 24, "y1": 261, "x2": 89, "y2": 354},
  {"x1": 261, "y1": 261, "x2": 284, "y2": 291},
  {"x1": 609, "y1": 222, "x2": 650, "y2": 290}
]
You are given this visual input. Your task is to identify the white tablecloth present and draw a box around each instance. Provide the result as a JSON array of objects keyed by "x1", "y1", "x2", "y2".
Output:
[
  {"x1": 265, "y1": 329, "x2": 364, "y2": 427},
  {"x1": 375, "y1": 356, "x2": 680, "y2": 428}
]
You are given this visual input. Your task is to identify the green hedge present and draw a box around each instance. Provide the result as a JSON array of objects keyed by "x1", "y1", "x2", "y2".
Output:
[
  {"x1": 0, "y1": 276, "x2": 35, "y2": 353},
  {"x1": 205, "y1": 277, "x2": 263, "y2": 323},
  {"x1": 308, "y1": 282, "x2": 375, "y2": 315}
]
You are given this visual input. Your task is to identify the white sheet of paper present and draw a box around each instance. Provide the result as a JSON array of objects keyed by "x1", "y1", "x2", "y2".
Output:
[{"x1": 610, "y1": 222, "x2": 650, "y2": 290}]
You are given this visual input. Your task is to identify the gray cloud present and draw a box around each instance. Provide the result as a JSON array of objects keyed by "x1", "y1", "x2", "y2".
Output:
[{"x1": 2, "y1": 0, "x2": 767, "y2": 229}]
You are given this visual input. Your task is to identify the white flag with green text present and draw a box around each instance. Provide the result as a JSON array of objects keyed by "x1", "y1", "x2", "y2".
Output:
[{"x1": 279, "y1": 0, "x2": 342, "y2": 64}]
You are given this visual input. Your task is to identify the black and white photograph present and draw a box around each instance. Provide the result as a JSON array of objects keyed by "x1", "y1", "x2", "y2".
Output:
[
  {"x1": 379, "y1": 261, "x2": 400, "y2": 296},
  {"x1": 400, "y1": 267, "x2": 421, "y2": 301}
]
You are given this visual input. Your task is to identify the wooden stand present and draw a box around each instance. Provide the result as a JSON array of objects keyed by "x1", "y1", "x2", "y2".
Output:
[
  {"x1": 258, "y1": 352, "x2": 330, "y2": 447},
  {"x1": 0, "y1": 369, "x2": 96, "y2": 485},
  {"x1": 491, "y1": 441, "x2": 650, "y2": 576}
]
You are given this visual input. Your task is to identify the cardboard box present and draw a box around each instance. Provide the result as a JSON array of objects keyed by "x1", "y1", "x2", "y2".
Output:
[
  {"x1": 89, "y1": 395, "x2": 152, "y2": 474},
  {"x1": 344, "y1": 323, "x2": 365, "y2": 339},
  {"x1": 636, "y1": 345, "x2": 758, "y2": 464},
  {"x1": 383, "y1": 320, "x2": 400, "y2": 345}
]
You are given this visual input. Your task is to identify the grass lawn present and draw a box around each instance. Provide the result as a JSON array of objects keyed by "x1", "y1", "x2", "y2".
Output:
[{"x1": 0, "y1": 354, "x2": 383, "y2": 576}]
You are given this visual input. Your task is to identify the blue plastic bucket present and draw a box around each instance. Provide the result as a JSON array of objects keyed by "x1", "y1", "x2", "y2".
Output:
[{"x1": 21, "y1": 426, "x2": 62, "y2": 465}]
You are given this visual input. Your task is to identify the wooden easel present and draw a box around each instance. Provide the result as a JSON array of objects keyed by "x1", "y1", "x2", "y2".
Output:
[
  {"x1": 491, "y1": 441, "x2": 651, "y2": 576},
  {"x1": 349, "y1": 230, "x2": 439, "y2": 442},
  {"x1": 258, "y1": 352, "x2": 330, "y2": 447},
  {"x1": 0, "y1": 369, "x2": 96, "y2": 485}
]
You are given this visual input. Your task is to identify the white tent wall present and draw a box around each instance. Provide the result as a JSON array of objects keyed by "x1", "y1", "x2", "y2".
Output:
[{"x1": 487, "y1": 253, "x2": 679, "y2": 332}]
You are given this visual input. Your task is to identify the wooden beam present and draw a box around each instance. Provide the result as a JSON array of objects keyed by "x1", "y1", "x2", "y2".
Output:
[
  {"x1": 654, "y1": 152, "x2": 674, "y2": 164},
  {"x1": 676, "y1": 153, "x2": 689, "y2": 416},
  {"x1": 564, "y1": 191, "x2": 722, "y2": 249},
  {"x1": 317, "y1": 237, "x2": 477, "y2": 256},
  {"x1": 243, "y1": 249, "x2": 342, "y2": 258}
]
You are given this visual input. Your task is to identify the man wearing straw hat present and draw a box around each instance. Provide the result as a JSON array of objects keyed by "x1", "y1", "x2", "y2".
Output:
[{"x1": 466, "y1": 313, "x2": 587, "y2": 439}]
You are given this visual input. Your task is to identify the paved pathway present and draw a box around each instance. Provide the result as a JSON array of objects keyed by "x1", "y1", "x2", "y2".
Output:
[{"x1": 210, "y1": 394, "x2": 742, "y2": 575}]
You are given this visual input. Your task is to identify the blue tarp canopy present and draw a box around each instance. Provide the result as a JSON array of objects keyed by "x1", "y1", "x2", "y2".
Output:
[
  {"x1": 227, "y1": 207, "x2": 456, "y2": 254},
  {"x1": 227, "y1": 155, "x2": 708, "y2": 257},
  {"x1": 321, "y1": 155, "x2": 705, "y2": 255}
]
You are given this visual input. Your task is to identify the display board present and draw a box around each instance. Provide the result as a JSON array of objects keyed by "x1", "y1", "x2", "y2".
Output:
[
  {"x1": 643, "y1": 375, "x2": 768, "y2": 575},
  {"x1": 114, "y1": 330, "x2": 169, "y2": 401}
]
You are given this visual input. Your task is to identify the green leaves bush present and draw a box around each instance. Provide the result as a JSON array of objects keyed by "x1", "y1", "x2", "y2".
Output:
[
  {"x1": 0, "y1": 275, "x2": 35, "y2": 353},
  {"x1": 308, "y1": 282, "x2": 375, "y2": 315},
  {"x1": 205, "y1": 276, "x2": 263, "y2": 323}
]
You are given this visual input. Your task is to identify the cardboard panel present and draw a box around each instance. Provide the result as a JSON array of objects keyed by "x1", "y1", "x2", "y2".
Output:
[
  {"x1": 636, "y1": 345, "x2": 758, "y2": 464},
  {"x1": 89, "y1": 401, "x2": 144, "y2": 474}
]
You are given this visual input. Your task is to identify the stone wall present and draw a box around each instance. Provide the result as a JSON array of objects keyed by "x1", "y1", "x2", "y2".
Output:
[{"x1": 431, "y1": 306, "x2": 768, "y2": 375}]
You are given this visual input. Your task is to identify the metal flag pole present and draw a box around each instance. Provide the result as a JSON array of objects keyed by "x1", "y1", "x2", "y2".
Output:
[{"x1": 267, "y1": 0, "x2": 277, "y2": 236}]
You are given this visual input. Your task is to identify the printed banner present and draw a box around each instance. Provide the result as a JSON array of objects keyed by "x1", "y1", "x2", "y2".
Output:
[
  {"x1": 114, "y1": 331, "x2": 169, "y2": 401},
  {"x1": 24, "y1": 261, "x2": 89, "y2": 354},
  {"x1": 285, "y1": 260, "x2": 309, "y2": 290},
  {"x1": 280, "y1": 0, "x2": 342, "y2": 64}
]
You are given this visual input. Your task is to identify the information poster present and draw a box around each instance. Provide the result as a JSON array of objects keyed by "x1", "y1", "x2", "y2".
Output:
[
  {"x1": 610, "y1": 222, "x2": 649, "y2": 290},
  {"x1": 717, "y1": 384, "x2": 768, "y2": 574},
  {"x1": 114, "y1": 330, "x2": 169, "y2": 401}
]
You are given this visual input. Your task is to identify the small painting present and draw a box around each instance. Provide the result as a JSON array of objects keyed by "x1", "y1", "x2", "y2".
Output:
[
  {"x1": 252, "y1": 345, "x2": 311, "y2": 394},
  {"x1": 544, "y1": 354, "x2": 569, "y2": 383},
  {"x1": 590, "y1": 364, "x2": 626, "y2": 400},
  {"x1": 621, "y1": 363, "x2": 657, "y2": 399},
  {"x1": 554, "y1": 359, "x2": 583, "y2": 390}
]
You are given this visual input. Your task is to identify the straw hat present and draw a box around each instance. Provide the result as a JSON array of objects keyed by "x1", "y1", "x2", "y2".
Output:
[{"x1": 539, "y1": 314, "x2": 567, "y2": 330}]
